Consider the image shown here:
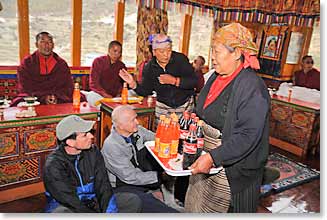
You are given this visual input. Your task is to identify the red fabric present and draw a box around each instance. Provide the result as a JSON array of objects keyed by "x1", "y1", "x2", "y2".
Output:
[
  {"x1": 12, "y1": 51, "x2": 74, "y2": 106},
  {"x1": 294, "y1": 68, "x2": 320, "y2": 90},
  {"x1": 137, "y1": 61, "x2": 147, "y2": 83},
  {"x1": 242, "y1": 51, "x2": 260, "y2": 70},
  {"x1": 89, "y1": 55, "x2": 126, "y2": 97},
  {"x1": 38, "y1": 51, "x2": 57, "y2": 75},
  {"x1": 203, "y1": 64, "x2": 242, "y2": 109}
]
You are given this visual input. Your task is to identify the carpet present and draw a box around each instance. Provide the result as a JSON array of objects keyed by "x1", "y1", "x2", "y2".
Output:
[{"x1": 261, "y1": 153, "x2": 320, "y2": 196}]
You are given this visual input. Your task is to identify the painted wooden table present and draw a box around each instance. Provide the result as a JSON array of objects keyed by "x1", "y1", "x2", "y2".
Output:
[
  {"x1": 0, "y1": 103, "x2": 100, "y2": 204},
  {"x1": 100, "y1": 97, "x2": 156, "y2": 147},
  {"x1": 269, "y1": 95, "x2": 320, "y2": 158}
]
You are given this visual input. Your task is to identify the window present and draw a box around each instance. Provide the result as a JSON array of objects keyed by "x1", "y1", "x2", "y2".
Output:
[
  {"x1": 123, "y1": 0, "x2": 137, "y2": 67},
  {"x1": 81, "y1": 0, "x2": 115, "y2": 66},
  {"x1": 29, "y1": 0, "x2": 71, "y2": 64},
  {"x1": 0, "y1": 0, "x2": 19, "y2": 65},
  {"x1": 308, "y1": 21, "x2": 320, "y2": 70},
  {"x1": 189, "y1": 14, "x2": 213, "y2": 67},
  {"x1": 167, "y1": 11, "x2": 182, "y2": 52}
]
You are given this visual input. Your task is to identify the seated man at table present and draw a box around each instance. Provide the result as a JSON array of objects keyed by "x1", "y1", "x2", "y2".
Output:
[
  {"x1": 43, "y1": 115, "x2": 142, "y2": 213},
  {"x1": 89, "y1": 40, "x2": 127, "y2": 98},
  {"x1": 101, "y1": 105, "x2": 180, "y2": 212},
  {"x1": 293, "y1": 55, "x2": 320, "y2": 90},
  {"x1": 11, "y1": 31, "x2": 74, "y2": 106}
]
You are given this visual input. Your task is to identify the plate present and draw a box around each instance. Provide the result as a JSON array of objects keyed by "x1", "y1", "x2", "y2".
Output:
[
  {"x1": 145, "y1": 141, "x2": 222, "y2": 176},
  {"x1": 111, "y1": 96, "x2": 143, "y2": 102},
  {"x1": 0, "y1": 103, "x2": 10, "y2": 109},
  {"x1": 17, "y1": 101, "x2": 40, "y2": 107},
  {"x1": 97, "y1": 96, "x2": 144, "y2": 105},
  {"x1": 0, "y1": 100, "x2": 11, "y2": 109}
]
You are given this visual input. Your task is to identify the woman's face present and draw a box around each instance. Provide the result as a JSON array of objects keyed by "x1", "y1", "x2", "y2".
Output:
[
  {"x1": 268, "y1": 40, "x2": 277, "y2": 51},
  {"x1": 212, "y1": 43, "x2": 239, "y2": 76}
]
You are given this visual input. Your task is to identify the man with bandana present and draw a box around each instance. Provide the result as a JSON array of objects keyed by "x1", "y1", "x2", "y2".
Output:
[{"x1": 119, "y1": 34, "x2": 198, "y2": 126}]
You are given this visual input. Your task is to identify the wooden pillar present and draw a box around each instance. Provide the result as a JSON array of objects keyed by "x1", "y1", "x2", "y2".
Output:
[
  {"x1": 114, "y1": 0, "x2": 125, "y2": 44},
  {"x1": 71, "y1": 0, "x2": 82, "y2": 66},
  {"x1": 179, "y1": 13, "x2": 192, "y2": 56},
  {"x1": 17, "y1": 0, "x2": 30, "y2": 61}
]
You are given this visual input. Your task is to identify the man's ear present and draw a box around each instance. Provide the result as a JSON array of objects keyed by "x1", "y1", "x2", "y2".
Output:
[{"x1": 66, "y1": 139, "x2": 75, "y2": 147}]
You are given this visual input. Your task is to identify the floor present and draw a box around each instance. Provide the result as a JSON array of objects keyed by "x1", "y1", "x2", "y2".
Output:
[
  {"x1": 0, "y1": 146, "x2": 320, "y2": 213},
  {"x1": 257, "y1": 146, "x2": 320, "y2": 213}
]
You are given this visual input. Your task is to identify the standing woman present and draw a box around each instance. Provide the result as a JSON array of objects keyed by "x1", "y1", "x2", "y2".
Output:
[{"x1": 185, "y1": 23, "x2": 270, "y2": 213}]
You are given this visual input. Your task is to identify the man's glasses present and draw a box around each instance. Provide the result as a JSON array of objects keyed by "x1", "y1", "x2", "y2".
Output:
[{"x1": 304, "y1": 61, "x2": 314, "y2": 64}]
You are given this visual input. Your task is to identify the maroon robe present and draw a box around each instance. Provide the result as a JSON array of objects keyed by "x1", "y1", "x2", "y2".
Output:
[
  {"x1": 294, "y1": 68, "x2": 320, "y2": 90},
  {"x1": 89, "y1": 55, "x2": 126, "y2": 97},
  {"x1": 194, "y1": 69, "x2": 205, "y2": 93},
  {"x1": 12, "y1": 51, "x2": 74, "y2": 106}
]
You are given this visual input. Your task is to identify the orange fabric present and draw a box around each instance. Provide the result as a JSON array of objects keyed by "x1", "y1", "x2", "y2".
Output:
[
  {"x1": 38, "y1": 51, "x2": 57, "y2": 75},
  {"x1": 213, "y1": 23, "x2": 260, "y2": 70},
  {"x1": 203, "y1": 64, "x2": 243, "y2": 109}
]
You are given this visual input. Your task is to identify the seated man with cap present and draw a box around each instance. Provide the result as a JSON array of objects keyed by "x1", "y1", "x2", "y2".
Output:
[{"x1": 43, "y1": 115, "x2": 142, "y2": 213}]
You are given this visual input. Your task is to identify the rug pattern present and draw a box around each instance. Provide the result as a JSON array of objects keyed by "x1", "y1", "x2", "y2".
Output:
[{"x1": 261, "y1": 153, "x2": 320, "y2": 196}]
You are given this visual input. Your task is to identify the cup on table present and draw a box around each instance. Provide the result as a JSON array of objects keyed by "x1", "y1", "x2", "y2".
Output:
[
  {"x1": 24, "y1": 96, "x2": 37, "y2": 104},
  {"x1": 0, "y1": 97, "x2": 4, "y2": 106}
]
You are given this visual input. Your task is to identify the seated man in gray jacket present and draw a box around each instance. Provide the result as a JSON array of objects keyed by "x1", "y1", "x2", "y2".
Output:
[{"x1": 101, "y1": 105, "x2": 178, "y2": 213}]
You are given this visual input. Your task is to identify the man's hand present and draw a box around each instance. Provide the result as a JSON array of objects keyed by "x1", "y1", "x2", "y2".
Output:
[
  {"x1": 119, "y1": 69, "x2": 136, "y2": 89},
  {"x1": 45, "y1": 94, "x2": 57, "y2": 104},
  {"x1": 190, "y1": 153, "x2": 214, "y2": 175},
  {"x1": 158, "y1": 74, "x2": 177, "y2": 85}
]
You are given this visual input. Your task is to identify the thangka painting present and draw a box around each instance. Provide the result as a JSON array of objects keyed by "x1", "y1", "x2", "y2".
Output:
[{"x1": 260, "y1": 25, "x2": 288, "y2": 61}]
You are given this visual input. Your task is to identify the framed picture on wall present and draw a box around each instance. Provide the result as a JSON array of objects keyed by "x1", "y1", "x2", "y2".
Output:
[{"x1": 260, "y1": 33, "x2": 284, "y2": 61}]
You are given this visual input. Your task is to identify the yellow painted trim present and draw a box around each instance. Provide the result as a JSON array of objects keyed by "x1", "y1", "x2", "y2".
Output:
[{"x1": 0, "y1": 70, "x2": 17, "y2": 74}]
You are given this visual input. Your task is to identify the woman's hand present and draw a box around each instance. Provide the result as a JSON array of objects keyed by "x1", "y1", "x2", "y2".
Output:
[
  {"x1": 190, "y1": 153, "x2": 214, "y2": 174},
  {"x1": 119, "y1": 69, "x2": 136, "y2": 89}
]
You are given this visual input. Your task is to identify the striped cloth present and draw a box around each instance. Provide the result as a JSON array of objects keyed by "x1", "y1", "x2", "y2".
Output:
[
  {"x1": 184, "y1": 122, "x2": 231, "y2": 213},
  {"x1": 154, "y1": 97, "x2": 194, "y2": 129}
]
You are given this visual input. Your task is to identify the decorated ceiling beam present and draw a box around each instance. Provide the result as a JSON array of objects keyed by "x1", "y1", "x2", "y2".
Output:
[{"x1": 136, "y1": 0, "x2": 320, "y2": 27}]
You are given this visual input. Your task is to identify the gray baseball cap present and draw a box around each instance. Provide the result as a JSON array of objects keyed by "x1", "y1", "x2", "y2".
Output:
[{"x1": 56, "y1": 115, "x2": 95, "y2": 141}]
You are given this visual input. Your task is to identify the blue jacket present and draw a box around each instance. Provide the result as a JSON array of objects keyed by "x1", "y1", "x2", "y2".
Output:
[{"x1": 43, "y1": 144, "x2": 118, "y2": 213}]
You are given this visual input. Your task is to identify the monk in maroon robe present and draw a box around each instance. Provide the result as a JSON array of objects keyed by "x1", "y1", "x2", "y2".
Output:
[
  {"x1": 89, "y1": 40, "x2": 126, "y2": 98},
  {"x1": 293, "y1": 55, "x2": 320, "y2": 91},
  {"x1": 11, "y1": 32, "x2": 74, "y2": 106}
]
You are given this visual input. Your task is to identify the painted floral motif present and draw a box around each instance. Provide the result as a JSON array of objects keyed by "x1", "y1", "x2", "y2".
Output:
[{"x1": 26, "y1": 129, "x2": 56, "y2": 152}]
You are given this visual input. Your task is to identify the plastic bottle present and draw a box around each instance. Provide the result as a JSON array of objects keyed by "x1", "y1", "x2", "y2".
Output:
[
  {"x1": 121, "y1": 82, "x2": 128, "y2": 104},
  {"x1": 182, "y1": 124, "x2": 197, "y2": 170},
  {"x1": 178, "y1": 111, "x2": 190, "y2": 154},
  {"x1": 158, "y1": 118, "x2": 171, "y2": 160},
  {"x1": 73, "y1": 82, "x2": 80, "y2": 110},
  {"x1": 170, "y1": 115, "x2": 180, "y2": 158},
  {"x1": 154, "y1": 115, "x2": 166, "y2": 153},
  {"x1": 196, "y1": 120, "x2": 204, "y2": 159}
]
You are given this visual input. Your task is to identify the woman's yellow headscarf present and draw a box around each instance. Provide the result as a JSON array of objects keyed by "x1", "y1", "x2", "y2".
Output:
[{"x1": 213, "y1": 23, "x2": 260, "y2": 69}]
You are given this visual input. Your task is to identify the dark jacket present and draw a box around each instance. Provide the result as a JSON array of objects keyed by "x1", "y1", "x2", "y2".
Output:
[
  {"x1": 197, "y1": 68, "x2": 270, "y2": 194},
  {"x1": 135, "y1": 51, "x2": 198, "y2": 108},
  {"x1": 43, "y1": 144, "x2": 118, "y2": 213}
]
